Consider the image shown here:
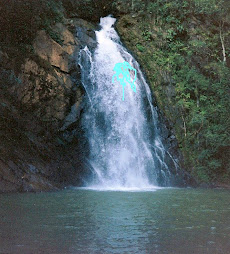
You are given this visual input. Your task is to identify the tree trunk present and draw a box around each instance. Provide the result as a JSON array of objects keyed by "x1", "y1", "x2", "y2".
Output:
[{"x1": 220, "y1": 23, "x2": 226, "y2": 64}]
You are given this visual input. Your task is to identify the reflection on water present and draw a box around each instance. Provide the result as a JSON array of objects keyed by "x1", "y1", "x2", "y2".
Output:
[{"x1": 0, "y1": 188, "x2": 230, "y2": 253}]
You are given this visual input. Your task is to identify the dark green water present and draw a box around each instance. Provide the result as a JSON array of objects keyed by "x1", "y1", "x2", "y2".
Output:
[{"x1": 0, "y1": 188, "x2": 230, "y2": 254}]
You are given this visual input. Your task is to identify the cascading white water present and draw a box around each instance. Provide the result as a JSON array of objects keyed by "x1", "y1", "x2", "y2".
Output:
[{"x1": 79, "y1": 16, "x2": 173, "y2": 190}]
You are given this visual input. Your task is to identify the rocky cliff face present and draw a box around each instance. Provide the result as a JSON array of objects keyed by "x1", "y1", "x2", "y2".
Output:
[{"x1": 0, "y1": 18, "x2": 97, "y2": 192}]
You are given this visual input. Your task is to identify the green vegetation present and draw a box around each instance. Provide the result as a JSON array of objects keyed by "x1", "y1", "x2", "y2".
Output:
[
  {"x1": 0, "y1": 0, "x2": 63, "y2": 46},
  {"x1": 116, "y1": 0, "x2": 230, "y2": 184}
]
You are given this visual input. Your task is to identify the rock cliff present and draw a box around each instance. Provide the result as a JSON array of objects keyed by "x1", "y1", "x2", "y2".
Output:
[{"x1": 0, "y1": 16, "x2": 97, "y2": 192}]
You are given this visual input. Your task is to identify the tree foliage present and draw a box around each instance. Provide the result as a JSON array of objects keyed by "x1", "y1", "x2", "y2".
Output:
[{"x1": 0, "y1": 0, "x2": 63, "y2": 46}]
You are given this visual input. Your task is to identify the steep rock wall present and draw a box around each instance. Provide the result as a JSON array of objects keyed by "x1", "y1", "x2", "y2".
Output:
[{"x1": 0, "y1": 18, "x2": 96, "y2": 192}]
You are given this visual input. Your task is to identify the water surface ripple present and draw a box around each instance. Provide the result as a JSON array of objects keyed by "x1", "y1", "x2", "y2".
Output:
[{"x1": 1, "y1": 188, "x2": 230, "y2": 253}]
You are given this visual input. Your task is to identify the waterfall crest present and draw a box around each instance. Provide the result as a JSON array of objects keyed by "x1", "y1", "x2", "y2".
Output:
[{"x1": 79, "y1": 16, "x2": 173, "y2": 190}]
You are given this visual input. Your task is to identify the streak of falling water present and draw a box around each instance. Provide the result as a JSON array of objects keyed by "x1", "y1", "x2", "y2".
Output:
[{"x1": 79, "y1": 16, "x2": 173, "y2": 190}]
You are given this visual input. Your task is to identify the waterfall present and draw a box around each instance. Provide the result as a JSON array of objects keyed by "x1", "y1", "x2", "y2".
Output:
[{"x1": 79, "y1": 16, "x2": 173, "y2": 190}]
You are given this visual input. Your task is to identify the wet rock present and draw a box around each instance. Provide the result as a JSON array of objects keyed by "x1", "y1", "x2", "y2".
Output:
[
  {"x1": 18, "y1": 58, "x2": 69, "y2": 121},
  {"x1": 73, "y1": 19, "x2": 97, "y2": 50},
  {"x1": 76, "y1": 27, "x2": 97, "y2": 49},
  {"x1": 53, "y1": 22, "x2": 76, "y2": 55},
  {"x1": 61, "y1": 87, "x2": 84, "y2": 131},
  {"x1": 33, "y1": 30, "x2": 70, "y2": 73},
  {"x1": 0, "y1": 17, "x2": 95, "y2": 193},
  {"x1": 21, "y1": 174, "x2": 58, "y2": 192}
]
